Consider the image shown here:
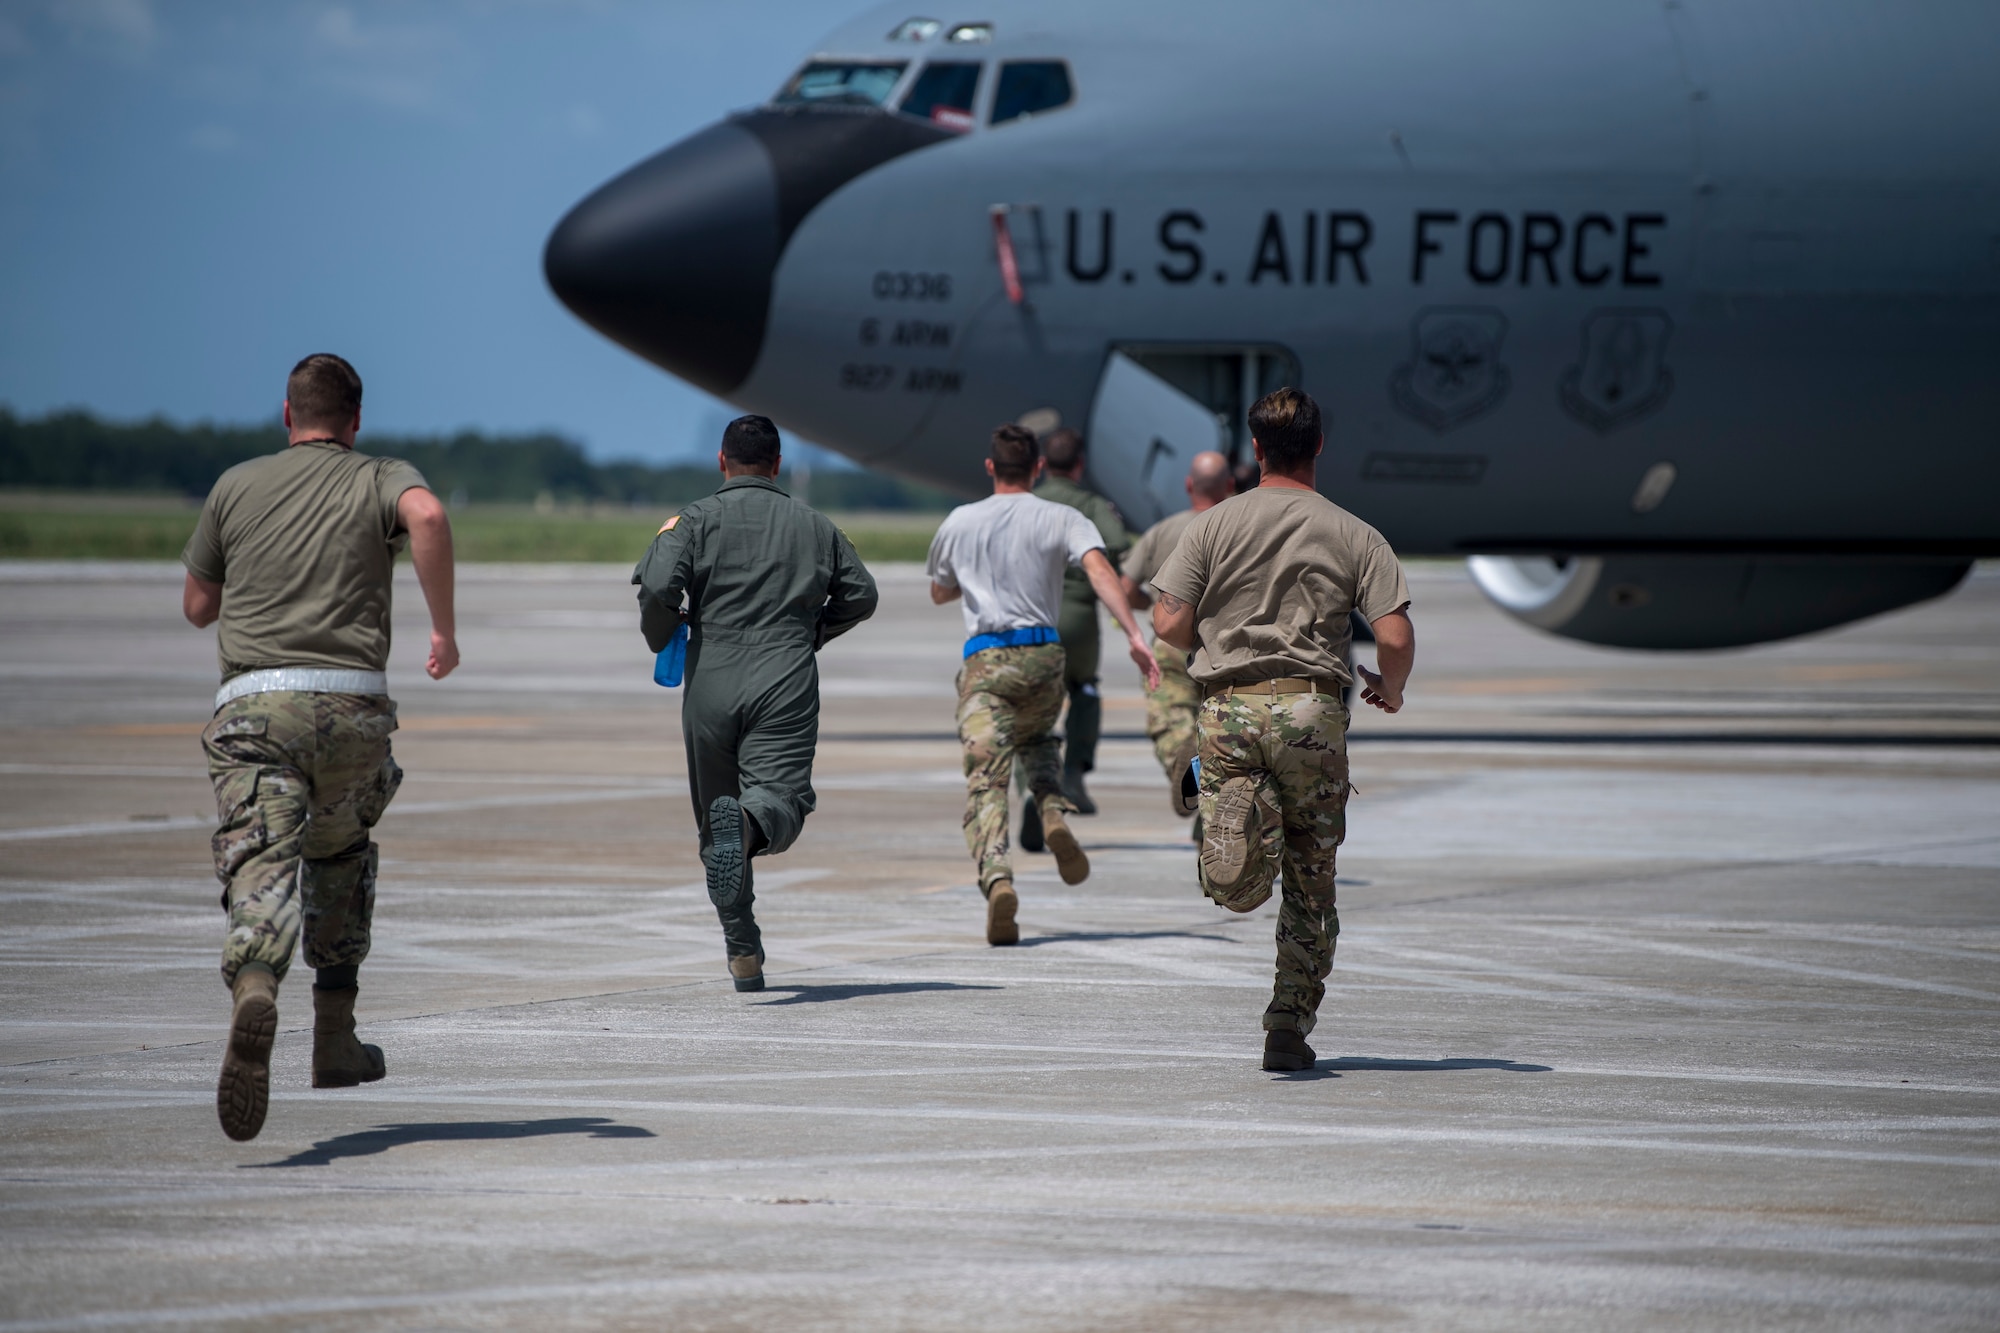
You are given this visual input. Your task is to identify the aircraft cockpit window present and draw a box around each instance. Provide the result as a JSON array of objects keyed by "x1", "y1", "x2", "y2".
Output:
[
  {"x1": 888, "y1": 18, "x2": 941, "y2": 42},
  {"x1": 773, "y1": 61, "x2": 909, "y2": 108},
  {"x1": 900, "y1": 61, "x2": 983, "y2": 132},
  {"x1": 946, "y1": 23, "x2": 993, "y2": 44},
  {"x1": 990, "y1": 61, "x2": 1073, "y2": 125}
]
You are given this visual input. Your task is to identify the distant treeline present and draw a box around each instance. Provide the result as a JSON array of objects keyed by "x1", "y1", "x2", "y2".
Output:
[{"x1": 0, "y1": 407, "x2": 957, "y2": 511}]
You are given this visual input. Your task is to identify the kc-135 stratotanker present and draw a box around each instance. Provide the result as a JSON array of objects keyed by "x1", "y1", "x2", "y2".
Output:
[{"x1": 545, "y1": 0, "x2": 1999, "y2": 650}]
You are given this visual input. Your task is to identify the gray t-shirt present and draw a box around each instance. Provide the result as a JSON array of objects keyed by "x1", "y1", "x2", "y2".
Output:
[
  {"x1": 926, "y1": 492, "x2": 1104, "y2": 638},
  {"x1": 183, "y1": 441, "x2": 429, "y2": 681}
]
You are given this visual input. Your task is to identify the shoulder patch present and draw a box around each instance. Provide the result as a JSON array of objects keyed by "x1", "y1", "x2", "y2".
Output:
[{"x1": 659, "y1": 515, "x2": 681, "y2": 534}]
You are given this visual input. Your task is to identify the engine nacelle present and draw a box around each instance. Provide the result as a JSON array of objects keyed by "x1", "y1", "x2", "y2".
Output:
[{"x1": 1466, "y1": 555, "x2": 1972, "y2": 650}]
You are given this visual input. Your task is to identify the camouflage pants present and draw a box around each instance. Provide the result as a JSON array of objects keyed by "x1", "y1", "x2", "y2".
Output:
[
  {"x1": 957, "y1": 642, "x2": 1070, "y2": 895},
  {"x1": 201, "y1": 691, "x2": 402, "y2": 989},
  {"x1": 1143, "y1": 637, "x2": 1201, "y2": 777},
  {"x1": 1195, "y1": 690, "x2": 1349, "y2": 1036}
]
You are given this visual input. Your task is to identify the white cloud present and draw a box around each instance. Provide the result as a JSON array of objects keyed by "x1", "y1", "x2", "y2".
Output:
[
  {"x1": 51, "y1": 0, "x2": 156, "y2": 61},
  {"x1": 312, "y1": 6, "x2": 366, "y2": 52},
  {"x1": 312, "y1": 4, "x2": 450, "y2": 58},
  {"x1": 185, "y1": 122, "x2": 241, "y2": 155},
  {"x1": 306, "y1": 4, "x2": 461, "y2": 114}
]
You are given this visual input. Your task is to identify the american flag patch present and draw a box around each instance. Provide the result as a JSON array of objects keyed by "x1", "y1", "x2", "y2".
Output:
[{"x1": 658, "y1": 515, "x2": 681, "y2": 534}]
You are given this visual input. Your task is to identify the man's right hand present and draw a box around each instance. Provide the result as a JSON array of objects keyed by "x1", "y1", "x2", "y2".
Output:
[
  {"x1": 1128, "y1": 632, "x2": 1162, "y2": 692},
  {"x1": 427, "y1": 630, "x2": 460, "y2": 680},
  {"x1": 1355, "y1": 664, "x2": 1401, "y2": 713}
]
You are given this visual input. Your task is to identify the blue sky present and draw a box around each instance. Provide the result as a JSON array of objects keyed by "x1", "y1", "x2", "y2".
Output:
[{"x1": 0, "y1": 0, "x2": 865, "y2": 462}]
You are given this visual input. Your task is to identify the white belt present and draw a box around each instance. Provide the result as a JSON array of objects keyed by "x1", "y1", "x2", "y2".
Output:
[{"x1": 215, "y1": 668, "x2": 389, "y2": 711}]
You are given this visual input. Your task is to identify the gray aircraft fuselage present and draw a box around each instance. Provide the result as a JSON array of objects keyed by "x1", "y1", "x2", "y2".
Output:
[{"x1": 548, "y1": 0, "x2": 2000, "y2": 648}]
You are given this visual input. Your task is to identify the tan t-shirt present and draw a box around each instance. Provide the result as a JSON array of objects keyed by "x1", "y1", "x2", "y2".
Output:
[
  {"x1": 1121, "y1": 507, "x2": 1199, "y2": 590},
  {"x1": 182, "y1": 441, "x2": 430, "y2": 682},
  {"x1": 1149, "y1": 486, "x2": 1410, "y2": 688}
]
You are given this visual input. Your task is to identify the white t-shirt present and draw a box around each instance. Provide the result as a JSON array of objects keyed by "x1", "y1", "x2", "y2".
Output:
[{"x1": 926, "y1": 492, "x2": 1105, "y2": 638}]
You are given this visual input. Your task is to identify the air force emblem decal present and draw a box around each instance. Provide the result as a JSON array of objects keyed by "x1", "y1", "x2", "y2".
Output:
[
  {"x1": 1560, "y1": 309, "x2": 1675, "y2": 432},
  {"x1": 1390, "y1": 307, "x2": 1511, "y2": 431}
]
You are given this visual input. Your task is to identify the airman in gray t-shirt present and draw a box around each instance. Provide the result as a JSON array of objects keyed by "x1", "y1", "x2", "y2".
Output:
[{"x1": 926, "y1": 425, "x2": 1159, "y2": 947}]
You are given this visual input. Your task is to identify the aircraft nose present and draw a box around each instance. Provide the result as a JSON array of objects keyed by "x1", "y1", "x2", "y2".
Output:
[{"x1": 544, "y1": 121, "x2": 778, "y2": 397}]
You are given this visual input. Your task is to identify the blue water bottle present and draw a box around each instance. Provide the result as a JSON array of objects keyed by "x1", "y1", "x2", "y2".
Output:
[{"x1": 653, "y1": 622, "x2": 689, "y2": 687}]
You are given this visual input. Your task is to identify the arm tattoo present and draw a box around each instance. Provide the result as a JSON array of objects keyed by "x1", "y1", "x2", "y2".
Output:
[{"x1": 1156, "y1": 591, "x2": 1186, "y2": 615}]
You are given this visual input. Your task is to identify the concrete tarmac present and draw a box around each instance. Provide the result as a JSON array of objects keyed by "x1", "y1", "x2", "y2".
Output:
[{"x1": 2, "y1": 560, "x2": 1997, "y2": 1331}]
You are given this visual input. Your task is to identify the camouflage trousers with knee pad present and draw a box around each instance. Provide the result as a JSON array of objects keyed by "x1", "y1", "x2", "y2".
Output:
[
  {"x1": 1144, "y1": 637, "x2": 1202, "y2": 777},
  {"x1": 957, "y1": 643, "x2": 1071, "y2": 895},
  {"x1": 1194, "y1": 689, "x2": 1349, "y2": 1035},
  {"x1": 202, "y1": 690, "x2": 402, "y2": 989}
]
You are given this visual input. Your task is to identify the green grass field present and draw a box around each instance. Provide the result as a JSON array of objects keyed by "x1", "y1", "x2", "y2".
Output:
[{"x1": 0, "y1": 494, "x2": 941, "y2": 564}]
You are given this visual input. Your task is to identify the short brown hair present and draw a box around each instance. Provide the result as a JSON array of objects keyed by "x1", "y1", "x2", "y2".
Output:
[
  {"x1": 990, "y1": 423, "x2": 1039, "y2": 484},
  {"x1": 286, "y1": 353, "x2": 363, "y2": 431},
  {"x1": 1248, "y1": 386, "x2": 1322, "y2": 471},
  {"x1": 1043, "y1": 427, "x2": 1085, "y2": 471}
]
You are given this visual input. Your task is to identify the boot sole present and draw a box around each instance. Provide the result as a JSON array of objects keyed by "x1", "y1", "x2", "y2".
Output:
[
  {"x1": 706, "y1": 796, "x2": 747, "y2": 911},
  {"x1": 733, "y1": 973, "x2": 766, "y2": 992},
  {"x1": 1043, "y1": 821, "x2": 1090, "y2": 885},
  {"x1": 217, "y1": 990, "x2": 277, "y2": 1142},
  {"x1": 1201, "y1": 777, "x2": 1261, "y2": 891},
  {"x1": 986, "y1": 889, "x2": 1019, "y2": 946}
]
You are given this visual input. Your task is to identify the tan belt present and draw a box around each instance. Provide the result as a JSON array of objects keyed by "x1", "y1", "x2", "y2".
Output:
[{"x1": 1204, "y1": 676, "x2": 1344, "y2": 701}]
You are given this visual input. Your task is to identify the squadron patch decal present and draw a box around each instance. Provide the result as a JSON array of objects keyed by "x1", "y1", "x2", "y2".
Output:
[
  {"x1": 1559, "y1": 309, "x2": 1675, "y2": 433},
  {"x1": 1390, "y1": 307, "x2": 1511, "y2": 431}
]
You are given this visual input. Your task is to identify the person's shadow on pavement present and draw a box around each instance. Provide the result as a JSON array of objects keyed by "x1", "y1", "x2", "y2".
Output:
[
  {"x1": 1272, "y1": 1056, "x2": 1554, "y2": 1082},
  {"x1": 248, "y1": 1116, "x2": 656, "y2": 1168},
  {"x1": 754, "y1": 982, "x2": 1001, "y2": 1006}
]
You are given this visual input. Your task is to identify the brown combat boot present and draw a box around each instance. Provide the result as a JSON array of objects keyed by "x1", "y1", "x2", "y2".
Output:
[
  {"x1": 1039, "y1": 804, "x2": 1090, "y2": 885},
  {"x1": 728, "y1": 950, "x2": 765, "y2": 993},
  {"x1": 1263, "y1": 1029, "x2": 1317, "y2": 1072},
  {"x1": 1201, "y1": 776, "x2": 1263, "y2": 894},
  {"x1": 985, "y1": 879, "x2": 1019, "y2": 946},
  {"x1": 311, "y1": 985, "x2": 386, "y2": 1089},
  {"x1": 218, "y1": 963, "x2": 278, "y2": 1141}
]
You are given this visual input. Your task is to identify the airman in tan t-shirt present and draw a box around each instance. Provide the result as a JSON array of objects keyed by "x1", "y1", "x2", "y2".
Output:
[
  {"x1": 1120, "y1": 450, "x2": 1235, "y2": 817},
  {"x1": 1150, "y1": 387, "x2": 1415, "y2": 1073},
  {"x1": 180, "y1": 353, "x2": 458, "y2": 1143}
]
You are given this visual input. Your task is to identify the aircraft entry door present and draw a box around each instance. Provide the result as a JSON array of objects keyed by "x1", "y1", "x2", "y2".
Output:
[
  {"x1": 1086, "y1": 344, "x2": 1301, "y2": 528},
  {"x1": 1085, "y1": 353, "x2": 1227, "y2": 530}
]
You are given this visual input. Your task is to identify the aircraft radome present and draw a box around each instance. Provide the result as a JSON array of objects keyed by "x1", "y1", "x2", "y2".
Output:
[{"x1": 546, "y1": 0, "x2": 2000, "y2": 650}]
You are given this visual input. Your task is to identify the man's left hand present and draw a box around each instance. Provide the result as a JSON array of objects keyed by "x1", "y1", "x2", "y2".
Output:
[
  {"x1": 427, "y1": 630, "x2": 460, "y2": 680},
  {"x1": 1355, "y1": 664, "x2": 1401, "y2": 713}
]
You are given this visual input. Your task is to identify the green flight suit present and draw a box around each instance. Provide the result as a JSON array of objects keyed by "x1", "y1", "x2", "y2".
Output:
[
  {"x1": 1032, "y1": 474, "x2": 1131, "y2": 780},
  {"x1": 633, "y1": 475, "x2": 878, "y2": 957}
]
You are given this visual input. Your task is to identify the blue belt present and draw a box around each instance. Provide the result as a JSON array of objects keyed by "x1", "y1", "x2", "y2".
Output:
[{"x1": 963, "y1": 625, "x2": 1060, "y2": 658}]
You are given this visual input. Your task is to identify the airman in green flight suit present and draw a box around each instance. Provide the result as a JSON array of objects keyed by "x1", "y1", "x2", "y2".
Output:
[
  {"x1": 633, "y1": 416, "x2": 878, "y2": 992},
  {"x1": 1022, "y1": 427, "x2": 1130, "y2": 848}
]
